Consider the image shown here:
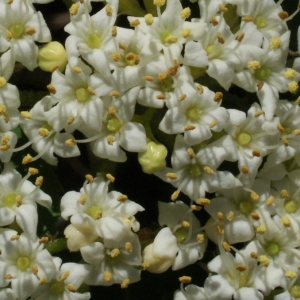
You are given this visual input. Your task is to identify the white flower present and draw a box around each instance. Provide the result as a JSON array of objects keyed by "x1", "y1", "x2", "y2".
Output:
[
  {"x1": 31, "y1": 257, "x2": 91, "y2": 300},
  {"x1": 0, "y1": 0, "x2": 51, "y2": 70},
  {"x1": 293, "y1": 26, "x2": 300, "y2": 72},
  {"x1": 0, "y1": 229, "x2": 56, "y2": 300},
  {"x1": 0, "y1": 164, "x2": 52, "y2": 240}
]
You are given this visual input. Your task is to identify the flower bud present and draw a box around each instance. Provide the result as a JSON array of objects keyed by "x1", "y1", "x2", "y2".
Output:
[
  {"x1": 38, "y1": 41, "x2": 68, "y2": 72},
  {"x1": 138, "y1": 140, "x2": 167, "y2": 174}
]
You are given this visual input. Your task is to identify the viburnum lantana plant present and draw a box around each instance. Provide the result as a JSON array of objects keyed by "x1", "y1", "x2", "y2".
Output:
[{"x1": 0, "y1": 0, "x2": 299, "y2": 299}]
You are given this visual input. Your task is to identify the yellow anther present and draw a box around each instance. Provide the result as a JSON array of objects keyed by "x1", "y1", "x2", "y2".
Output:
[
  {"x1": 87, "y1": 87, "x2": 95, "y2": 95},
  {"x1": 103, "y1": 271, "x2": 112, "y2": 282},
  {"x1": 47, "y1": 83, "x2": 56, "y2": 94},
  {"x1": 16, "y1": 195, "x2": 21, "y2": 207},
  {"x1": 111, "y1": 26, "x2": 117, "y2": 37},
  {"x1": 165, "y1": 35, "x2": 178, "y2": 44},
  {"x1": 288, "y1": 81, "x2": 299, "y2": 93},
  {"x1": 158, "y1": 72, "x2": 167, "y2": 81},
  {"x1": 180, "y1": 7, "x2": 191, "y2": 19},
  {"x1": 67, "y1": 283, "x2": 76, "y2": 292},
  {"x1": 106, "y1": 173, "x2": 115, "y2": 182},
  {"x1": 65, "y1": 139, "x2": 76, "y2": 146},
  {"x1": 177, "y1": 94, "x2": 186, "y2": 101},
  {"x1": 35, "y1": 176, "x2": 43, "y2": 187},
  {"x1": 130, "y1": 19, "x2": 140, "y2": 27},
  {"x1": 197, "y1": 234, "x2": 204, "y2": 243},
  {"x1": 60, "y1": 271, "x2": 70, "y2": 281},
  {"x1": 156, "y1": 94, "x2": 166, "y2": 100},
  {"x1": 184, "y1": 125, "x2": 196, "y2": 131},
  {"x1": 0, "y1": 77, "x2": 6, "y2": 88},
  {"x1": 242, "y1": 16, "x2": 253, "y2": 22},
  {"x1": 121, "y1": 278, "x2": 130, "y2": 288},
  {"x1": 280, "y1": 216, "x2": 291, "y2": 227},
  {"x1": 217, "y1": 212, "x2": 224, "y2": 221},
  {"x1": 105, "y1": 4, "x2": 113, "y2": 16},
  {"x1": 153, "y1": 0, "x2": 165, "y2": 7},
  {"x1": 294, "y1": 129, "x2": 300, "y2": 135},
  {"x1": 67, "y1": 115, "x2": 74, "y2": 125},
  {"x1": 254, "y1": 110, "x2": 264, "y2": 117},
  {"x1": 252, "y1": 150, "x2": 261, "y2": 157},
  {"x1": 278, "y1": 11, "x2": 289, "y2": 20},
  {"x1": 118, "y1": 42, "x2": 127, "y2": 50},
  {"x1": 255, "y1": 224, "x2": 266, "y2": 234},
  {"x1": 78, "y1": 194, "x2": 86, "y2": 205},
  {"x1": 181, "y1": 221, "x2": 190, "y2": 227},
  {"x1": 187, "y1": 147, "x2": 194, "y2": 159},
  {"x1": 110, "y1": 248, "x2": 120, "y2": 258},
  {"x1": 216, "y1": 225, "x2": 223, "y2": 234},
  {"x1": 251, "y1": 212, "x2": 260, "y2": 220},
  {"x1": 1, "y1": 135, "x2": 10, "y2": 145},
  {"x1": 69, "y1": 3, "x2": 79, "y2": 15},
  {"x1": 284, "y1": 68, "x2": 297, "y2": 79},
  {"x1": 22, "y1": 154, "x2": 33, "y2": 164},
  {"x1": 250, "y1": 252, "x2": 258, "y2": 259},
  {"x1": 70, "y1": 66, "x2": 82, "y2": 73},
  {"x1": 28, "y1": 168, "x2": 38, "y2": 175},
  {"x1": 214, "y1": 92, "x2": 223, "y2": 102},
  {"x1": 236, "y1": 32, "x2": 245, "y2": 42},
  {"x1": 236, "y1": 265, "x2": 246, "y2": 272},
  {"x1": 248, "y1": 60, "x2": 261, "y2": 70},
  {"x1": 241, "y1": 165, "x2": 249, "y2": 174},
  {"x1": 266, "y1": 195, "x2": 274, "y2": 206},
  {"x1": 171, "y1": 190, "x2": 180, "y2": 201},
  {"x1": 108, "y1": 106, "x2": 116, "y2": 116},
  {"x1": 143, "y1": 76, "x2": 154, "y2": 83},
  {"x1": 10, "y1": 235, "x2": 20, "y2": 241},
  {"x1": 94, "y1": 211, "x2": 102, "y2": 219},
  {"x1": 259, "y1": 255, "x2": 269, "y2": 266},
  {"x1": 209, "y1": 120, "x2": 217, "y2": 128},
  {"x1": 257, "y1": 81, "x2": 264, "y2": 90},
  {"x1": 197, "y1": 198, "x2": 210, "y2": 205},
  {"x1": 166, "y1": 172, "x2": 177, "y2": 180},
  {"x1": 180, "y1": 28, "x2": 191, "y2": 38},
  {"x1": 144, "y1": 13, "x2": 154, "y2": 25},
  {"x1": 210, "y1": 17, "x2": 218, "y2": 26},
  {"x1": 106, "y1": 135, "x2": 114, "y2": 145},
  {"x1": 5, "y1": 30, "x2": 12, "y2": 41},
  {"x1": 39, "y1": 237, "x2": 48, "y2": 244},
  {"x1": 285, "y1": 270, "x2": 297, "y2": 279},
  {"x1": 4, "y1": 274, "x2": 12, "y2": 279},
  {"x1": 281, "y1": 189, "x2": 289, "y2": 198},
  {"x1": 204, "y1": 166, "x2": 214, "y2": 175},
  {"x1": 217, "y1": 33, "x2": 225, "y2": 44},
  {"x1": 281, "y1": 136, "x2": 289, "y2": 146},
  {"x1": 196, "y1": 84, "x2": 204, "y2": 94},
  {"x1": 125, "y1": 242, "x2": 132, "y2": 253},
  {"x1": 39, "y1": 276, "x2": 45, "y2": 285},
  {"x1": 85, "y1": 174, "x2": 93, "y2": 183},
  {"x1": 117, "y1": 194, "x2": 128, "y2": 202},
  {"x1": 38, "y1": 128, "x2": 49, "y2": 137},
  {"x1": 111, "y1": 52, "x2": 120, "y2": 62},
  {"x1": 270, "y1": 37, "x2": 281, "y2": 49},
  {"x1": 251, "y1": 190, "x2": 259, "y2": 201},
  {"x1": 25, "y1": 27, "x2": 36, "y2": 35},
  {"x1": 168, "y1": 66, "x2": 177, "y2": 76},
  {"x1": 277, "y1": 123, "x2": 285, "y2": 133},
  {"x1": 0, "y1": 145, "x2": 10, "y2": 151},
  {"x1": 179, "y1": 276, "x2": 192, "y2": 284},
  {"x1": 31, "y1": 264, "x2": 38, "y2": 275},
  {"x1": 227, "y1": 211, "x2": 234, "y2": 221},
  {"x1": 142, "y1": 260, "x2": 149, "y2": 270},
  {"x1": 191, "y1": 205, "x2": 202, "y2": 211},
  {"x1": 218, "y1": 4, "x2": 228, "y2": 12},
  {"x1": 222, "y1": 241, "x2": 231, "y2": 252}
]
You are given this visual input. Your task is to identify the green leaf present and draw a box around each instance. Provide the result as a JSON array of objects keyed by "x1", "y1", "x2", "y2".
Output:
[{"x1": 119, "y1": 0, "x2": 145, "y2": 16}]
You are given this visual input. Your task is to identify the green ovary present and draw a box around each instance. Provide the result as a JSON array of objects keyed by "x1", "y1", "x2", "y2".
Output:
[
  {"x1": 86, "y1": 33, "x2": 101, "y2": 49},
  {"x1": 160, "y1": 30, "x2": 171, "y2": 44},
  {"x1": 174, "y1": 227, "x2": 188, "y2": 244},
  {"x1": 159, "y1": 77, "x2": 174, "y2": 92},
  {"x1": 265, "y1": 241, "x2": 280, "y2": 256},
  {"x1": 186, "y1": 107, "x2": 202, "y2": 122},
  {"x1": 238, "y1": 272, "x2": 247, "y2": 289},
  {"x1": 239, "y1": 200, "x2": 254, "y2": 215},
  {"x1": 16, "y1": 256, "x2": 30, "y2": 271},
  {"x1": 254, "y1": 16, "x2": 267, "y2": 29},
  {"x1": 87, "y1": 205, "x2": 102, "y2": 219},
  {"x1": 50, "y1": 280, "x2": 65, "y2": 295},
  {"x1": 284, "y1": 199, "x2": 298, "y2": 214},
  {"x1": 107, "y1": 117, "x2": 122, "y2": 132},
  {"x1": 105, "y1": 252, "x2": 121, "y2": 264},
  {"x1": 290, "y1": 285, "x2": 300, "y2": 298},
  {"x1": 42, "y1": 123, "x2": 53, "y2": 131},
  {"x1": 205, "y1": 45, "x2": 220, "y2": 59},
  {"x1": 76, "y1": 88, "x2": 90, "y2": 102},
  {"x1": 9, "y1": 24, "x2": 24, "y2": 39},
  {"x1": 254, "y1": 66, "x2": 270, "y2": 81},
  {"x1": 237, "y1": 133, "x2": 251, "y2": 146},
  {"x1": 188, "y1": 163, "x2": 202, "y2": 177},
  {"x1": 3, "y1": 192, "x2": 19, "y2": 208}
]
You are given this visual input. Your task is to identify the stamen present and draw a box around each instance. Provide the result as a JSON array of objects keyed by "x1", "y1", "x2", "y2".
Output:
[
  {"x1": 20, "y1": 111, "x2": 32, "y2": 119},
  {"x1": 67, "y1": 283, "x2": 76, "y2": 292},
  {"x1": 250, "y1": 252, "x2": 258, "y2": 259},
  {"x1": 106, "y1": 135, "x2": 114, "y2": 145},
  {"x1": 255, "y1": 224, "x2": 266, "y2": 234},
  {"x1": 214, "y1": 92, "x2": 223, "y2": 102},
  {"x1": 179, "y1": 276, "x2": 191, "y2": 284},
  {"x1": 285, "y1": 270, "x2": 297, "y2": 279},
  {"x1": 259, "y1": 255, "x2": 269, "y2": 266},
  {"x1": 252, "y1": 150, "x2": 260, "y2": 157},
  {"x1": 25, "y1": 28, "x2": 36, "y2": 35},
  {"x1": 171, "y1": 190, "x2": 180, "y2": 201},
  {"x1": 85, "y1": 174, "x2": 93, "y2": 183},
  {"x1": 242, "y1": 16, "x2": 253, "y2": 22},
  {"x1": 144, "y1": 14, "x2": 154, "y2": 25},
  {"x1": 197, "y1": 198, "x2": 210, "y2": 205},
  {"x1": 105, "y1": 4, "x2": 113, "y2": 16},
  {"x1": 31, "y1": 264, "x2": 38, "y2": 274},
  {"x1": 251, "y1": 191, "x2": 259, "y2": 201},
  {"x1": 117, "y1": 194, "x2": 128, "y2": 202},
  {"x1": 288, "y1": 81, "x2": 299, "y2": 93},
  {"x1": 227, "y1": 211, "x2": 234, "y2": 221},
  {"x1": 217, "y1": 212, "x2": 224, "y2": 221},
  {"x1": 196, "y1": 84, "x2": 204, "y2": 94},
  {"x1": 187, "y1": 148, "x2": 194, "y2": 159},
  {"x1": 69, "y1": 3, "x2": 79, "y2": 15},
  {"x1": 280, "y1": 216, "x2": 291, "y2": 227},
  {"x1": 39, "y1": 276, "x2": 45, "y2": 285},
  {"x1": 60, "y1": 271, "x2": 70, "y2": 281},
  {"x1": 103, "y1": 271, "x2": 112, "y2": 283},
  {"x1": 210, "y1": 17, "x2": 218, "y2": 26},
  {"x1": 219, "y1": 4, "x2": 228, "y2": 13},
  {"x1": 156, "y1": 95, "x2": 166, "y2": 100},
  {"x1": 121, "y1": 279, "x2": 130, "y2": 288},
  {"x1": 184, "y1": 125, "x2": 196, "y2": 131},
  {"x1": 197, "y1": 234, "x2": 204, "y2": 243},
  {"x1": 22, "y1": 154, "x2": 33, "y2": 164},
  {"x1": 236, "y1": 32, "x2": 245, "y2": 42},
  {"x1": 222, "y1": 241, "x2": 231, "y2": 252},
  {"x1": 78, "y1": 194, "x2": 86, "y2": 205},
  {"x1": 130, "y1": 19, "x2": 140, "y2": 27},
  {"x1": 251, "y1": 212, "x2": 260, "y2": 220},
  {"x1": 125, "y1": 242, "x2": 132, "y2": 253},
  {"x1": 47, "y1": 84, "x2": 56, "y2": 94},
  {"x1": 236, "y1": 265, "x2": 246, "y2": 271},
  {"x1": 166, "y1": 173, "x2": 177, "y2": 179},
  {"x1": 241, "y1": 165, "x2": 249, "y2": 174},
  {"x1": 190, "y1": 205, "x2": 201, "y2": 211},
  {"x1": 254, "y1": 110, "x2": 264, "y2": 117},
  {"x1": 217, "y1": 33, "x2": 225, "y2": 44},
  {"x1": 266, "y1": 195, "x2": 274, "y2": 206},
  {"x1": 118, "y1": 43, "x2": 126, "y2": 50},
  {"x1": 10, "y1": 235, "x2": 20, "y2": 241},
  {"x1": 209, "y1": 120, "x2": 218, "y2": 128},
  {"x1": 65, "y1": 139, "x2": 76, "y2": 146},
  {"x1": 278, "y1": 11, "x2": 289, "y2": 20},
  {"x1": 180, "y1": 7, "x2": 191, "y2": 19},
  {"x1": 106, "y1": 173, "x2": 115, "y2": 182},
  {"x1": 281, "y1": 189, "x2": 289, "y2": 198},
  {"x1": 39, "y1": 237, "x2": 48, "y2": 244},
  {"x1": 204, "y1": 166, "x2": 214, "y2": 175},
  {"x1": 270, "y1": 37, "x2": 281, "y2": 49},
  {"x1": 35, "y1": 176, "x2": 43, "y2": 187}
]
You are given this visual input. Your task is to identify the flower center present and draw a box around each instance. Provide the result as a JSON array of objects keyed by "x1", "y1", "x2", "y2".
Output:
[
  {"x1": 75, "y1": 88, "x2": 90, "y2": 102},
  {"x1": 159, "y1": 76, "x2": 174, "y2": 92},
  {"x1": 42, "y1": 123, "x2": 53, "y2": 131},
  {"x1": 86, "y1": 33, "x2": 101, "y2": 49},
  {"x1": 107, "y1": 117, "x2": 122, "y2": 132},
  {"x1": 174, "y1": 227, "x2": 188, "y2": 244},
  {"x1": 239, "y1": 200, "x2": 254, "y2": 215},
  {"x1": 3, "y1": 192, "x2": 20, "y2": 208},
  {"x1": 50, "y1": 280, "x2": 65, "y2": 295},
  {"x1": 124, "y1": 52, "x2": 139, "y2": 66},
  {"x1": 9, "y1": 24, "x2": 24, "y2": 39},
  {"x1": 238, "y1": 272, "x2": 248, "y2": 289},
  {"x1": 16, "y1": 256, "x2": 30, "y2": 271},
  {"x1": 87, "y1": 205, "x2": 102, "y2": 219},
  {"x1": 265, "y1": 241, "x2": 280, "y2": 256},
  {"x1": 284, "y1": 199, "x2": 298, "y2": 214},
  {"x1": 105, "y1": 252, "x2": 121, "y2": 264},
  {"x1": 186, "y1": 107, "x2": 202, "y2": 122},
  {"x1": 254, "y1": 66, "x2": 270, "y2": 81},
  {"x1": 160, "y1": 30, "x2": 172, "y2": 44},
  {"x1": 290, "y1": 285, "x2": 300, "y2": 298},
  {"x1": 254, "y1": 16, "x2": 267, "y2": 29},
  {"x1": 237, "y1": 133, "x2": 251, "y2": 146},
  {"x1": 205, "y1": 45, "x2": 220, "y2": 59},
  {"x1": 188, "y1": 163, "x2": 202, "y2": 177}
]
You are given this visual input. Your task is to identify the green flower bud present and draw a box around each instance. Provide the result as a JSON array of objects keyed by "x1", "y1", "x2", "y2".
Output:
[
  {"x1": 138, "y1": 140, "x2": 167, "y2": 174},
  {"x1": 38, "y1": 41, "x2": 68, "y2": 72}
]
